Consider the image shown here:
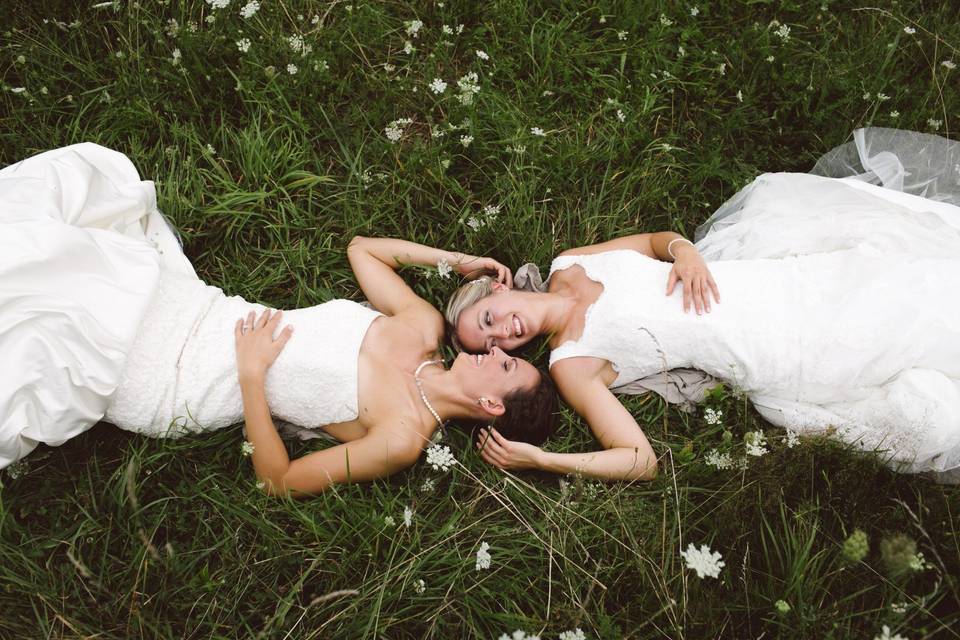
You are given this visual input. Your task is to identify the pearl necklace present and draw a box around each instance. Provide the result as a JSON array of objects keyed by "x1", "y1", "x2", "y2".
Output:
[{"x1": 414, "y1": 360, "x2": 445, "y2": 431}]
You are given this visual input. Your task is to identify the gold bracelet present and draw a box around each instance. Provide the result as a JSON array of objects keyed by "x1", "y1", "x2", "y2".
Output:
[{"x1": 667, "y1": 237, "x2": 694, "y2": 260}]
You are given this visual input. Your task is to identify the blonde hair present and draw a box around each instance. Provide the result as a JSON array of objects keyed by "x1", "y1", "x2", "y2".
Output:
[{"x1": 445, "y1": 276, "x2": 496, "y2": 352}]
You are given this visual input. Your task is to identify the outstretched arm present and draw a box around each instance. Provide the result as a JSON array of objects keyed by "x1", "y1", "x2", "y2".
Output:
[
  {"x1": 347, "y1": 236, "x2": 511, "y2": 319},
  {"x1": 235, "y1": 309, "x2": 422, "y2": 497},
  {"x1": 477, "y1": 363, "x2": 658, "y2": 482},
  {"x1": 559, "y1": 231, "x2": 720, "y2": 314}
]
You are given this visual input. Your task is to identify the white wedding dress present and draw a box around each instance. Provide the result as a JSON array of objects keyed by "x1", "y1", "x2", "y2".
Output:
[
  {"x1": 550, "y1": 130, "x2": 960, "y2": 478},
  {"x1": 0, "y1": 144, "x2": 379, "y2": 469}
]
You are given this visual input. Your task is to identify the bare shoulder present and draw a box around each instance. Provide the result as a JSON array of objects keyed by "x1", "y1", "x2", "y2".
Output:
[{"x1": 549, "y1": 356, "x2": 610, "y2": 391}]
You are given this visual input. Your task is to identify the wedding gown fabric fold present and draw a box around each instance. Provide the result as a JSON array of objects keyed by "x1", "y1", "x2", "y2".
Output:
[
  {"x1": 1, "y1": 143, "x2": 379, "y2": 470},
  {"x1": 548, "y1": 129, "x2": 960, "y2": 477}
]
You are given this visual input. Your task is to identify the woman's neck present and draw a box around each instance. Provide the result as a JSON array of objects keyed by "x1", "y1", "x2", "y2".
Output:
[{"x1": 533, "y1": 289, "x2": 578, "y2": 338}]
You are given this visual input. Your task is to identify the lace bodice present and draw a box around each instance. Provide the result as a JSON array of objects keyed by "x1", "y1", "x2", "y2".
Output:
[{"x1": 106, "y1": 269, "x2": 381, "y2": 435}]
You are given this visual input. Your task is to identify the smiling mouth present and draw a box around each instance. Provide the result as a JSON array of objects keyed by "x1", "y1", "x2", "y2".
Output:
[{"x1": 512, "y1": 315, "x2": 522, "y2": 338}]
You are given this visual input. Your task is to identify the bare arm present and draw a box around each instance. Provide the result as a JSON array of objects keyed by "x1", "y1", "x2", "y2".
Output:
[
  {"x1": 236, "y1": 310, "x2": 422, "y2": 497},
  {"x1": 346, "y1": 236, "x2": 512, "y2": 319},
  {"x1": 476, "y1": 359, "x2": 658, "y2": 482},
  {"x1": 559, "y1": 231, "x2": 683, "y2": 261}
]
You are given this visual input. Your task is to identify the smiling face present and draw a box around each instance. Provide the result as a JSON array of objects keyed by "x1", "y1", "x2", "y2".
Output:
[
  {"x1": 454, "y1": 288, "x2": 535, "y2": 353},
  {"x1": 450, "y1": 346, "x2": 540, "y2": 406}
]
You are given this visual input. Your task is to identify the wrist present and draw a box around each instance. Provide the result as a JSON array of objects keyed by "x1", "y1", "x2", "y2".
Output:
[
  {"x1": 239, "y1": 370, "x2": 266, "y2": 387},
  {"x1": 667, "y1": 237, "x2": 696, "y2": 261}
]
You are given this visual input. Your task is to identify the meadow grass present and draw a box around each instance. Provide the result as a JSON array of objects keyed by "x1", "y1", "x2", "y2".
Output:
[{"x1": 2, "y1": 1, "x2": 960, "y2": 638}]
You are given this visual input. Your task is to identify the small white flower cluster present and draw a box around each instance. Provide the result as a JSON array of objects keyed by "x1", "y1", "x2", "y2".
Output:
[
  {"x1": 456, "y1": 72, "x2": 481, "y2": 105},
  {"x1": 874, "y1": 625, "x2": 909, "y2": 640},
  {"x1": 928, "y1": 118, "x2": 943, "y2": 131},
  {"x1": 384, "y1": 515, "x2": 396, "y2": 527},
  {"x1": 909, "y1": 551, "x2": 934, "y2": 572},
  {"x1": 288, "y1": 34, "x2": 305, "y2": 53},
  {"x1": 680, "y1": 542, "x2": 725, "y2": 578},
  {"x1": 436, "y1": 258, "x2": 453, "y2": 278},
  {"x1": 705, "y1": 449, "x2": 735, "y2": 470},
  {"x1": 616, "y1": 109, "x2": 626, "y2": 122},
  {"x1": 783, "y1": 429, "x2": 800, "y2": 448},
  {"x1": 384, "y1": 117, "x2": 413, "y2": 143},
  {"x1": 405, "y1": 19, "x2": 423, "y2": 38},
  {"x1": 241, "y1": 440, "x2": 255, "y2": 456},
  {"x1": 420, "y1": 477, "x2": 437, "y2": 492},
  {"x1": 403, "y1": 506, "x2": 413, "y2": 527},
  {"x1": 287, "y1": 63, "x2": 298, "y2": 75},
  {"x1": 476, "y1": 49, "x2": 489, "y2": 61},
  {"x1": 460, "y1": 135, "x2": 474, "y2": 148},
  {"x1": 465, "y1": 204, "x2": 500, "y2": 231},
  {"x1": 236, "y1": 38, "x2": 251, "y2": 53},
  {"x1": 239, "y1": 0, "x2": 259, "y2": 18},
  {"x1": 890, "y1": 601, "x2": 908, "y2": 615},
  {"x1": 690, "y1": 6, "x2": 700, "y2": 17},
  {"x1": 703, "y1": 407, "x2": 722, "y2": 425},
  {"x1": 206, "y1": 0, "x2": 230, "y2": 9},
  {"x1": 775, "y1": 23, "x2": 791, "y2": 41},
  {"x1": 476, "y1": 541, "x2": 491, "y2": 571},
  {"x1": 903, "y1": 26, "x2": 916, "y2": 35},
  {"x1": 498, "y1": 632, "x2": 539, "y2": 640},
  {"x1": 942, "y1": 60, "x2": 956, "y2": 69},
  {"x1": 744, "y1": 430, "x2": 768, "y2": 457},
  {"x1": 413, "y1": 578, "x2": 426, "y2": 593},
  {"x1": 530, "y1": 126, "x2": 546, "y2": 137},
  {"x1": 428, "y1": 78, "x2": 447, "y2": 94},
  {"x1": 171, "y1": 48, "x2": 182, "y2": 66},
  {"x1": 559, "y1": 629, "x2": 586, "y2": 640},
  {"x1": 617, "y1": 30, "x2": 628, "y2": 41},
  {"x1": 659, "y1": 14, "x2": 673, "y2": 26},
  {"x1": 165, "y1": 18, "x2": 180, "y2": 37},
  {"x1": 426, "y1": 444, "x2": 456, "y2": 471}
]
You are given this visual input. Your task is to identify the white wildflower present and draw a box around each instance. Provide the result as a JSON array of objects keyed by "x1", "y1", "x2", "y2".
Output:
[
  {"x1": 39, "y1": 86, "x2": 48, "y2": 95},
  {"x1": 784, "y1": 429, "x2": 800, "y2": 448},
  {"x1": 498, "y1": 632, "x2": 539, "y2": 640},
  {"x1": 476, "y1": 49, "x2": 489, "y2": 60},
  {"x1": 704, "y1": 408, "x2": 723, "y2": 425},
  {"x1": 403, "y1": 506, "x2": 414, "y2": 527},
  {"x1": 705, "y1": 449, "x2": 734, "y2": 470},
  {"x1": 413, "y1": 578, "x2": 426, "y2": 593},
  {"x1": 456, "y1": 72, "x2": 480, "y2": 104},
  {"x1": 9, "y1": 87, "x2": 26, "y2": 94},
  {"x1": 482, "y1": 204, "x2": 500, "y2": 221},
  {"x1": 405, "y1": 19, "x2": 423, "y2": 38},
  {"x1": 903, "y1": 26, "x2": 916, "y2": 35},
  {"x1": 890, "y1": 110, "x2": 900, "y2": 118},
  {"x1": 617, "y1": 30, "x2": 628, "y2": 41},
  {"x1": 909, "y1": 551, "x2": 933, "y2": 571},
  {"x1": 874, "y1": 625, "x2": 909, "y2": 640},
  {"x1": 437, "y1": 258, "x2": 453, "y2": 278},
  {"x1": 288, "y1": 34, "x2": 304, "y2": 53},
  {"x1": 420, "y1": 477, "x2": 436, "y2": 492},
  {"x1": 425, "y1": 444, "x2": 455, "y2": 471},
  {"x1": 598, "y1": 15, "x2": 607, "y2": 24},
  {"x1": 737, "y1": 89, "x2": 744, "y2": 102},
  {"x1": 241, "y1": 441, "x2": 255, "y2": 456},
  {"x1": 384, "y1": 117, "x2": 413, "y2": 143},
  {"x1": 460, "y1": 134, "x2": 473, "y2": 147},
  {"x1": 428, "y1": 78, "x2": 447, "y2": 94},
  {"x1": 680, "y1": 543, "x2": 725, "y2": 578},
  {"x1": 745, "y1": 430, "x2": 768, "y2": 457},
  {"x1": 287, "y1": 63, "x2": 298, "y2": 75},
  {"x1": 171, "y1": 48, "x2": 182, "y2": 65},
  {"x1": 475, "y1": 541, "x2": 491, "y2": 570},
  {"x1": 530, "y1": 126, "x2": 546, "y2": 137},
  {"x1": 403, "y1": 40, "x2": 415, "y2": 55},
  {"x1": 466, "y1": 216, "x2": 484, "y2": 231},
  {"x1": 236, "y1": 38, "x2": 251, "y2": 52},
  {"x1": 311, "y1": 14, "x2": 320, "y2": 25},
  {"x1": 890, "y1": 601, "x2": 908, "y2": 615},
  {"x1": 718, "y1": 62, "x2": 726, "y2": 75},
  {"x1": 205, "y1": 143, "x2": 216, "y2": 155},
  {"x1": 239, "y1": 0, "x2": 259, "y2": 18},
  {"x1": 165, "y1": 18, "x2": 180, "y2": 37},
  {"x1": 616, "y1": 109, "x2": 626, "y2": 122},
  {"x1": 456, "y1": 24, "x2": 464, "y2": 34},
  {"x1": 383, "y1": 63, "x2": 396, "y2": 72},
  {"x1": 690, "y1": 6, "x2": 700, "y2": 16},
  {"x1": 442, "y1": 24, "x2": 454, "y2": 35},
  {"x1": 206, "y1": 0, "x2": 230, "y2": 9},
  {"x1": 659, "y1": 14, "x2": 673, "y2": 26},
  {"x1": 383, "y1": 515, "x2": 396, "y2": 527},
  {"x1": 314, "y1": 60, "x2": 329, "y2": 72},
  {"x1": 942, "y1": 60, "x2": 957, "y2": 69},
  {"x1": 775, "y1": 23, "x2": 791, "y2": 41},
  {"x1": 559, "y1": 630, "x2": 586, "y2": 640},
  {"x1": 766, "y1": 55, "x2": 775, "y2": 62},
  {"x1": 678, "y1": 45, "x2": 686, "y2": 57},
  {"x1": 928, "y1": 118, "x2": 942, "y2": 131},
  {"x1": 877, "y1": 92, "x2": 890, "y2": 101}
]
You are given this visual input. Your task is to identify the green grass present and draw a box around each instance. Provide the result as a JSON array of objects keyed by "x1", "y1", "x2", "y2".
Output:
[{"x1": 2, "y1": 0, "x2": 959, "y2": 638}]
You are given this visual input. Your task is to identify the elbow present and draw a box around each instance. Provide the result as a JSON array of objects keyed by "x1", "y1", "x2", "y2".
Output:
[
  {"x1": 626, "y1": 446, "x2": 657, "y2": 482},
  {"x1": 347, "y1": 235, "x2": 369, "y2": 254}
]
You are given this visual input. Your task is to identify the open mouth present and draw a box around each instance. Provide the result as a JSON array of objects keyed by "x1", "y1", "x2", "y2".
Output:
[{"x1": 512, "y1": 314, "x2": 522, "y2": 338}]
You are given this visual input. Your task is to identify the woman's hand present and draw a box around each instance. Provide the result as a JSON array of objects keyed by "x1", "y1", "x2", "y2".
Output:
[
  {"x1": 235, "y1": 309, "x2": 294, "y2": 383},
  {"x1": 475, "y1": 427, "x2": 542, "y2": 470},
  {"x1": 453, "y1": 253, "x2": 513, "y2": 287},
  {"x1": 665, "y1": 244, "x2": 720, "y2": 314}
]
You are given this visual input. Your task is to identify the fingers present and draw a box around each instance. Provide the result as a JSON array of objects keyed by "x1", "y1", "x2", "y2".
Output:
[
  {"x1": 476, "y1": 428, "x2": 509, "y2": 468},
  {"x1": 234, "y1": 318, "x2": 243, "y2": 340},
  {"x1": 275, "y1": 325, "x2": 294, "y2": 350},
  {"x1": 693, "y1": 279, "x2": 704, "y2": 315},
  {"x1": 666, "y1": 269, "x2": 677, "y2": 296},
  {"x1": 682, "y1": 278, "x2": 692, "y2": 313},
  {"x1": 708, "y1": 275, "x2": 721, "y2": 304},
  {"x1": 501, "y1": 265, "x2": 513, "y2": 288},
  {"x1": 257, "y1": 308, "x2": 272, "y2": 328},
  {"x1": 268, "y1": 309, "x2": 284, "y2": 328}
]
